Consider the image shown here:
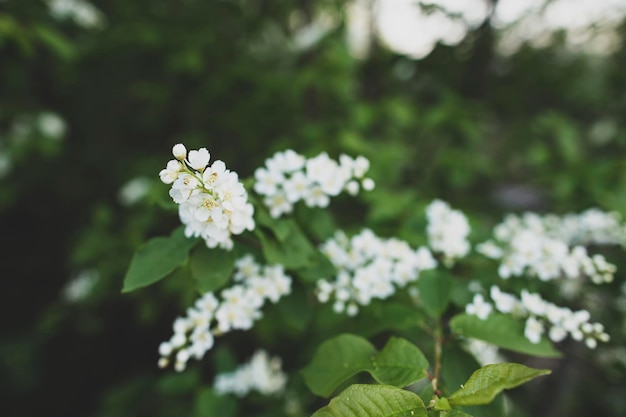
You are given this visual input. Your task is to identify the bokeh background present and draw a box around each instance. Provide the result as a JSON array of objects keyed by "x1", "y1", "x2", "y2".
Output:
[{"x1": 2, "y1": 0, "x2": 626, "y2": 416}]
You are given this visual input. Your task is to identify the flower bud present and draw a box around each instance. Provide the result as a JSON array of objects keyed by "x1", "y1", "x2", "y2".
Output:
[{"x1": 172, "y1": 143, "x2": 187, "y2": 160}]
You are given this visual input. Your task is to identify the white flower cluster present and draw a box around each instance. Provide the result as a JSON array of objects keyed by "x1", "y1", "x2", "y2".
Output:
[
  {"x1": 158, "y1": 255, "x2": 292, "y2": 371},
  {"x1": 477, "y1": 210, "x2": 620, "y2": 283},
  {"x1": 253, "y1": 150, "x2": 375, "y2": 218},
  {"x1": 316, "y1": 229, "x2": 437, "y2": 316},
  {"x1": 48, "y1": 0, "x2": 105, "y2": 29},
  {"x1": 214, "y1": 350, "x2": 288, "y2": 397},
  {"x1": 426, "y1": 199, "x2": 471, "y2": 266},
  {"x1": 159, "y1": 144, "x2": 255, "y2": 250},
  {"x1": 465, "y1": 286, "x2": 610, "y2": 349}
]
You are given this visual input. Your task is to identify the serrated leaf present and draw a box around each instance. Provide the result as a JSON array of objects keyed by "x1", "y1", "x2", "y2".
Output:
[
  {"x1": 302, "y1": 334, "x2": 429, "y2": 397},
  {"x1": 449, "y1": 313, "x2": 561, "y2": 358},
  {"x1": 416, "y1": 270, "x2": 451, "y2": 318},
  {"x1": 122, "y1": 227, "x2": 198, "y2": 293},
  {"x1": 311, "y1": 384, "x2": 428, "y2": 417},
  {"x1": 189, "y1": 244, "x2": 237, "y2": 293},
  {"x1": 448, "y1": 363, "x2": 551, "y2": 406}
]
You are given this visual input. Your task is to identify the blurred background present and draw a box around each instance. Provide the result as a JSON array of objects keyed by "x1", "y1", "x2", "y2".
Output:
[{"x1": 1, "y1": 0, "x2": 626, "y2": 416}]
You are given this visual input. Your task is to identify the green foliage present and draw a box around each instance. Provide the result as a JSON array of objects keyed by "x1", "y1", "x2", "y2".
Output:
[
  {"x1": 310, "y1": 384, "x2": 428, "y2": 417},
  {"x1": 449, "y1": 314, "x2": 561, "y2": 358},
  {"x1": 189, "y1": 245, "x2": 238, "y2": 293},
  {"x1": 301, "y1": 334, "x2": 429, "y2": 397},
  {"x1": 416, "y1": 270, "x2": 452, "y2": 319},
  {"x1": 256, "y1": 219, "x2": 318, "y2": 270},
  {"x1": 448, "y1": 363, "x2": 551, "y2": 406},
  {"x1": 4, "y1": 1, "x2": 626, "y2": 416},
  {"x1": 122, "y1": 227, "x2": 199, "y2": 293}
]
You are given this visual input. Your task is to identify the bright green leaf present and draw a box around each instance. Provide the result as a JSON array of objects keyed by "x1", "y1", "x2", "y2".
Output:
[
  {"x1": 122, "y1": 227, "x2": 198, "y2": 293},
  {"x1": 431, "y1": 397, "x2": 451, "y2": 411},
  {"x1": 448, "y1": 363, "x2": 551, "y2": 406},
  {"x1": 189, "y1": 244, "x2": 237, "y2": 293},
  {"x1": 416, "y1": 270, "x2": 451, "y2": 318},
  {"x1": 449, "y1": 313, "x2": 561, "y2": 358},
  {"x1": 311, "y1": 384, "x2": 428, "y2": 417},
  {"x1": 302, "y1": 334, "x2": 429, "y2": 397}
]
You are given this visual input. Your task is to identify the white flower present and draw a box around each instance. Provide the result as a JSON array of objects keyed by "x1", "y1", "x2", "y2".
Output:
[
  {"x1": 524, "y1": 316, "x2": 544, "y2": 344},
  {"x1": 48, "y1": 0, "x2": 104, "y2": 29},
  {"x1": 172, "y1": 143, "x2": 187, "y2": 160},
  {"x1": 158, "y1": 255, "x2": 292, "y2": 371},
  {"x1": 520, "y1": 290, "x2": 547, "y2": 316},
  {"x1": 489, "y1": 286, "x2": 520, "y2": 314},
  {"x1": 254, "y1": 167, "x2": 285, "y2": 196},
  {"x1": 426, "y1": 199, "x2": 471, "y2": 264},
  {"x1": 62, "y1": 269, "x2": 99, "y2": 302},
  {"x1": 317, "y1": 229, "x2": 436, "y2": 315},
  {"x1": 37, "y1": 112, "x2": 66, "y2": 139},
  {"x1": 187, "y1": 148, "x2": 211, "y2": 171},
  {"x1": 214, "y1": 350, "x2": 287, "y2": 397},
  {"x1": 254, "y1": 150, "x2": 372, "y2": 217},
  {"x1": 119, "y1": 177, "x2": 151, "y2": 206},
  {"x1": 283, "y1": 171, "x2": 311, "y2": 203},
  {"x1": 465, "y1": 294, "x2": 493, "y2": 320},
  {"x1": 160, "y1": 144, "x2": 255, "y2": 249},
  {"x1": 159, "y1": 160, "x2": 183, "y2": 184}
]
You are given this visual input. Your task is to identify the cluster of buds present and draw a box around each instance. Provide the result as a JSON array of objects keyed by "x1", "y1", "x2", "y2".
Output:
[{"x1": 159, "y1": 144, "x2": 255, "y2": 250}]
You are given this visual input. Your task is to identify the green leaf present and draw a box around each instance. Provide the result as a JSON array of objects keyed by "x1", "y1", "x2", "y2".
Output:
[
  {"x1": 256, "y1": 219, "x2": 317, "y2": 269},
  {"x1": 448, "y1": 363, "x2": 551, "y2": 406},
  {"x1": 296, "y1": 248, "x2": 336, "y2": 283},
  {"x1": 195, "y1": 388, "x2": 237, "y2": 417},
  {"x1": 122, "y1": 227, "x2": 198, "y2": 293},
  {"x1": 371, "y1": 337, "x2": 429, "y2": 387},
  {"x1": 302, "y1": 334, "x2": 377, "y2": 397},
  {"x1": 33, "y1": 25, "x2": 76, "y2": 60},
  {"x1": 431, "y1": 397, "x2": 451, "y2": 411},
  {"x1": 301, "y1": 334, "x2": 429, "y2": 397},
  {"x1": 255, "y1": 205, "x2": 292, "y2": 242},
  {"x1": 353, "y1": 302, "x2": 425, "y2": 337},
  {"x1": 189, "y1": 244, "x2": 237, "y2": 293},
  {"x1": 311, "y1": 384, "x2": 428, "y2": 417},
  {"x1": 449, "y1": 313, "x2": 561, "y2": 358},
  {"x1": 416, "y1": 270, "x2": 451, "y2": 318}
]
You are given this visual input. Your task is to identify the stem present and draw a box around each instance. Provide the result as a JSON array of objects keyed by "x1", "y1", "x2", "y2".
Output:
[{"x1": 432, "y1": 318, "x2": 443, "y2": 397}]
